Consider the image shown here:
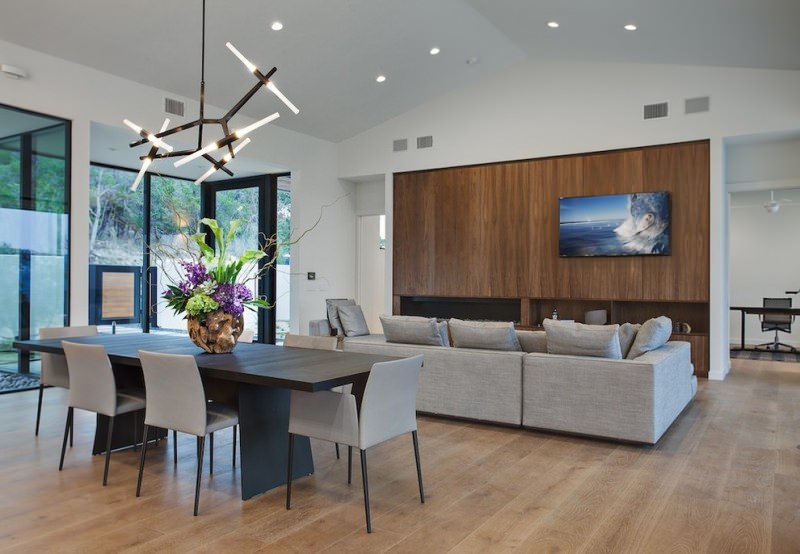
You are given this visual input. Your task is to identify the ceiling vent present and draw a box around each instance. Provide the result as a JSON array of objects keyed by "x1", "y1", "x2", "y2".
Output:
[
  {"x1": 417, "y1": 135, "x2": 433, "y2": 149},
  {"x1": 164, "y1": 97, "x2": 185, "y2": 117},
  {"x1": 393, "y1": 138, "x2": 408, "y2": 152},
  {"x1": 643, "y1": 102, "x2": 669, "y2": 120},
  {"x1": 685, "y1": 96, "x2": 710, "y2": 114}
]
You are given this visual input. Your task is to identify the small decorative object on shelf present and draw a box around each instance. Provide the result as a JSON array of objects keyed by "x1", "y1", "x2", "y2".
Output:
[
  {"x1": 158, "y1": 218, "x2": 272, "y2": 354},
  {"x1": 552, "y1": 307, "x2": 559, "y2": 320},
  {"x1": 585, "y1": 309, "x2": 608, "y2": 325},
  {"x1": 673, "y1": 321, "x2": 692, "y2": 334}
]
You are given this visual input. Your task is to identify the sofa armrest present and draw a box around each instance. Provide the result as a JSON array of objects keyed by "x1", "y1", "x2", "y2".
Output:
[{"x1": 308, "y1": 319, "x2": 331, "y2": 337}]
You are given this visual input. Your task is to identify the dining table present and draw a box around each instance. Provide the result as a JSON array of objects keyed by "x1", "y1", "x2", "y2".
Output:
[{"x1": 13, "y1": 333, "x2": 397, "y2": 500}]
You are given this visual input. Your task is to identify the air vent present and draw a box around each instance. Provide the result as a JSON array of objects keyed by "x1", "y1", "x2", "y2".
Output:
[
  {"x1": 417, "y1": 135, "x2": 433, "y2": 149},
  {"x1": 643, "y1": 102, "x2": 669, "y2": 120},
  {"x1": 164, "y1": 97, "x2": 185, "y2": 117},
  {"x1": 393, "y1": 138, "x2": 408, "y2": 152},
  {"x1": 685, "y1": 96, "x2": 710, "y2": 114}
]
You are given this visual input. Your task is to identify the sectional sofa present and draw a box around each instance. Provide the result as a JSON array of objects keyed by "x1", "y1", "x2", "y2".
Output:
[{"x1": 341, "y1": 331, "x2": 697, "y2": 445}]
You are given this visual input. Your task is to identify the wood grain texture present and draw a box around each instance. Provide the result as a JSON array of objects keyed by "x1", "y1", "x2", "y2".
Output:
[{"x1": 0, "y1": 357, "x2": 797, "y2": 552}]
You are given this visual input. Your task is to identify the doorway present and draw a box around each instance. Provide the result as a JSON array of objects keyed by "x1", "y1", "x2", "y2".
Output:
[{"x1": 357, "y1": 215, "x2": 386, "y2": 333}]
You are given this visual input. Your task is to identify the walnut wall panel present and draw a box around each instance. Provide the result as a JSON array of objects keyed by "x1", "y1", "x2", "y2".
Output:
[{"x1": 393, "y1": 140, "x2": 710, "y2": 305}]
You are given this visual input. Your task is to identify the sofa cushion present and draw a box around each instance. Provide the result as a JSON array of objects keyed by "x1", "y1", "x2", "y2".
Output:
[
  {"x1": 449, "y1": 319, "x2": 521, "y2": 351},
  {"x1": 438, "y1": 321, "x2": 450, "y2": 346},
  {"x1": 627, "y1": 316, "x2": 672, "y2": 359},
  {"x1": 543, "y1": 319, "x2": 622, "y2": 359},
  {"x1": 338, "y1": 304, "x2": 370, "y2": 337},
  {"x1": 380, "y1": 315, "x2": 446, "y2": 346},
  {"x1": 618, "y1": 322, "x2": 641, "y2": 358},
  {"x1": 326, "y1": 298, "x2": 355, "y2": 336},
  {"x1": 517, "y1": 330, "x2": 547, "y2": 353}
]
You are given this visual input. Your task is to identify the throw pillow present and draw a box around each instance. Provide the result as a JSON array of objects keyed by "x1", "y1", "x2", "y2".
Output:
[
  {"x1": 337, "y1": 304, "x2": 370, "y2": 337},
  {"x1": 626, "y1": 316, "x2": 672, "y2": 359},
  {"x1": 380, "y1": 315, "x2": 446, "y2": 346},
  {"x1": 448, "y1": 319, "x2": 522, "y2": 351},
  {"x1": 618, "y1": 322, "x2": 641, "y2": 358},
  {"x1": 543, "y1": 319, "x2": 622, "y2": 359},
  {"x1": 326, "y1": 298, "x2": 356, "y2": 337},
  {"x1": 516, "y1": 330, "x2": 547, "y2": 353}
]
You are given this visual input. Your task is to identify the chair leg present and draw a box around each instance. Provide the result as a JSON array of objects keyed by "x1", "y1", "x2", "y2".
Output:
[
  {"x1": 133, "y1": 415, "x2": 138, "y2": 452},
  {"x1": 347, "y1": 446, "x2": 353, "y2": 485},
  {"x1": 285, "y1": 433, "x2": 294, "y2": 510},
  {"x1": 335, "y1": 442, "x2": 340, "y2": 459},
  {"x1": 69, "y1": 413, "x2": 73, "y2": 448},
  {"x1": 412, "y1": 430, "x2": 425, "y2": 504},
  {"x1": 209, "y1": 432, "x2": 214, "y2": 475},
  {"x1": 103, "y1": 416, "x2": 115, "y2": 486},
  {"x1": 232, "y1": 425, "x2": 237, "y2": 469},
  {"x1": 360, "y1": 449, "x2": 372, "y2": 533},
  {"x1": 136, "y1": 424, "x2": 150, "y2": 497},
  {"x1": 59, "y1": 407, "x2": 73, "y2": 470},
  {"x1": 35, "y1": 384, "x2": 44, "y2": 436},
  {"x1": 194, "y1": 435, "x2": 205, "y2": 516},
  {"x1": 173, "y1": 430, "x2": 178, "y2": 465}
]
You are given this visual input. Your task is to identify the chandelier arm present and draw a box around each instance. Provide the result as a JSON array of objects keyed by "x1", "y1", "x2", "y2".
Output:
[
  {"x1": 131, "y1": 119, "x2": 203, "y2": 147},
  {"x1": 221, "y1": 122, "x2": 235, "y2": 157},
  {"x1": 202, "y1": 153, "x2": 234, "y2": 176},
  {"x1": 222, "y1": 70, "x2": 276, "y2": 122}
]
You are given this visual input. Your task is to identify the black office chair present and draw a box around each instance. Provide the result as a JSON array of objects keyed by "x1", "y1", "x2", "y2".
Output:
[{"x1": 757, "y1": 298, "x2": 797, "y2": 353}]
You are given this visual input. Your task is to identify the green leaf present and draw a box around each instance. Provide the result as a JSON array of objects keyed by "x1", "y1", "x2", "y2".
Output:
[
  {"x1": 226, "y1": 219, "x2": 242, "y2": 243},
  {"x1": 190, "y1": 232, "x2": 214, "y2": 259}
]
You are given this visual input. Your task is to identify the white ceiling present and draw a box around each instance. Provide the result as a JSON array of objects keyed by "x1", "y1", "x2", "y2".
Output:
[{"x1": 1, "y1": 0, "x2": 798, "y2": 142}]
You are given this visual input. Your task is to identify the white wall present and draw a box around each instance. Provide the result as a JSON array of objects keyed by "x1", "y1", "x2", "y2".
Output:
[
  {"x1": 357, "y1": 215, "x2": 386, "y2": 332},
  {"x1": 729, "y1": 189, "x2": 800, "y2": 347},
  {"x1": 339, "y1": 58, "x2": 800, "y2": 380},
  {"x1": 0, "y1": 38, "x2": 355, "y2": 336}
]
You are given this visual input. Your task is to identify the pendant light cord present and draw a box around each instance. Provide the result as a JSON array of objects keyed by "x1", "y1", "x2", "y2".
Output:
[{"x1": 198, "y1": 0, "x2": 206, "y2": 147}]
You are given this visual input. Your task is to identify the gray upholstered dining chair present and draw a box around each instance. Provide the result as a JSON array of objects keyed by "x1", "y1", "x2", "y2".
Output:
[
  {"x1": 36, "y1": 326, "x2": 98, "y2": 438},
  {"x1": 136, "y1": 351, "x2": 239, "y2": 516},
  {"x1": 59, "y1": 341, "x2": 146, "y2": 486},
  {"x1": 286, "y1": 355, "x2": 425, "y2": 533},
  {"x1": 283, "y1": 333, "x2": 350, "y2": 458},
  {"x1": 238, "y1": 329, "x2": 255, "y2": 343}
]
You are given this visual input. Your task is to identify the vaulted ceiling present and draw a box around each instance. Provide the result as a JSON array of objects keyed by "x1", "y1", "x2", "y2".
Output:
[{"x1": 1, "y1": 0, "x2": 798, "y2": 142}]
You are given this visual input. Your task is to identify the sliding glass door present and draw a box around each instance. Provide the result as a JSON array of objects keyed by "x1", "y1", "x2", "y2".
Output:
[{"x1": 0, "y1": 104, "x2": 70, "y2": 375}]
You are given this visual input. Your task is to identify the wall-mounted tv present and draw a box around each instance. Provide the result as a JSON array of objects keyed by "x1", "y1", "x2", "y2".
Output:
[{"x1": 559, "y1": 191, "x2": 670, "y2": 257}]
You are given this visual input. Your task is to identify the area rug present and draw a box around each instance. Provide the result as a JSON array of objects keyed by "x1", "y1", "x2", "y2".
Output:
[
  {"x1": 730, "y1": 349, "x2": 800, "y2": 364},
  {"x1": 0, "y1": 370, "x2": 40, "y2": 394}
]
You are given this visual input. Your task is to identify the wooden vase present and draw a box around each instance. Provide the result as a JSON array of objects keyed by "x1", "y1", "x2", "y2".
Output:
[{"x1": 187, "y1": 310, "x2": 245, "y2": 354}]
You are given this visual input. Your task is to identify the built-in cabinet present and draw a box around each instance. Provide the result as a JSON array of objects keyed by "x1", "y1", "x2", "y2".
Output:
[{"x1": 393, "y1": 140, "x2": 710, "y2": 376}]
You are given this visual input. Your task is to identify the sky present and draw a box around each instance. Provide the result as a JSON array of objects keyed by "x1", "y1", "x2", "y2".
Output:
[{"x1": 560, "y1": 193, "x2": 629, "y2": 223}]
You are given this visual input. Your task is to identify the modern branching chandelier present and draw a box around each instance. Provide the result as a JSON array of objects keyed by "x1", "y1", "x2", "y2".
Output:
[{"x1": 124, "y1": 0, "x2": 299, "y2": 191}]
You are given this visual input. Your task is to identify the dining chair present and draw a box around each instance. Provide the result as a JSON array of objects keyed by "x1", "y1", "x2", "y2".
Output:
[
  {"x1": 36, "y1": 326, "x2": 98, "y2": 438},
  {"x1": 286, "y1": 355, "x2": 424, "y2": 533},
  {"x1": 238, "y1": 329, "x2": 255, "y2": 343},
  {"x1": 60, "y1": 341, "x2": 146, "y2": 486},
  {"x1": 283, "y1": 333, "x2": 350, "y2": 459},
  {"x1": 136, "y1": 351, "x2": 239, "y2": 516}
]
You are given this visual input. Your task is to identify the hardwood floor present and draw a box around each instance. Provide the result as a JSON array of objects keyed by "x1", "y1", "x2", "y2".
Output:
[{"x1": 1, "y1": 358, "x2": 798, "y2": 553}]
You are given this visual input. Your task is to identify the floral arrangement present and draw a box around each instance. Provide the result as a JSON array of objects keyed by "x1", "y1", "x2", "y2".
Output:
[{"x1": 161, "y1": 218, "x2": 271, "y2": 323}]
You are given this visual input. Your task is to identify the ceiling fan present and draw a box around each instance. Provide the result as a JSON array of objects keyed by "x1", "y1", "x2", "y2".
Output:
[{"x1": 733, "y1": 190, "x2": 795, "y2": 213}]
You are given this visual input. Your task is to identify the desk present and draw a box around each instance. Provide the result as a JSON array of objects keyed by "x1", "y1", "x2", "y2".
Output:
[
  {"x1": 729, "y1": 306, "x2": 800, "y2": 350},
  {"x1": 13, "y1": 333, "x2": 396, "y2": 499}
]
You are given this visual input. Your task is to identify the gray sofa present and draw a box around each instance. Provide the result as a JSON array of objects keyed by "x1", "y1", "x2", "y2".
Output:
[{"x1": 343, "y1": 333, "x2": 697, "y2": 445}]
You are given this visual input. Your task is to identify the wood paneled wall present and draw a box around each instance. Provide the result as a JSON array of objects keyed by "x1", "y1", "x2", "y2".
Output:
[{"x1": 393, "y1": 140, "x2": 710, "y2": 303}]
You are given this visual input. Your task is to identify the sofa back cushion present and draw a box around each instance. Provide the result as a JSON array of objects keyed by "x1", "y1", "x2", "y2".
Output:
[
  {"x1": 380, "y1": 315, "x2": 447, "y2": 346},
  {"x1": 627, "y1": 316, "x2": 672, "y2": 359},
  {"x1": 449, "y1": 319, "x2": 522, "y2": 351},
  {"x1": 543, "y1": 319, "x2": 622, "y2": 359},
  {"x1": 618, "y1": 322, "x2": 641, "y2": 358},
  {"x1": 516, "y1": 330, "x2": 547, "y2": 353}
]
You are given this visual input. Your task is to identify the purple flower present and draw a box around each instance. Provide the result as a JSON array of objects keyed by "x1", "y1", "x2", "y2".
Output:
[
  {"x1": 180, "y1": 261, "x2": 210, "y2": 287},
  {"x1": 211, "y1": 283, "x2": 253, "y2": 317}
]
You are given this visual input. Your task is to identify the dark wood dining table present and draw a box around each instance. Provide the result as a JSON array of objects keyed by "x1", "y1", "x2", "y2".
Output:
[{"x1": 13, "y1": 333, "x2": 397, "y2": 500}]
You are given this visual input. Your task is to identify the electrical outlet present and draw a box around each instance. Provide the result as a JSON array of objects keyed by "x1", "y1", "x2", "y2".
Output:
[{"x1": 307, "y1": 272, "x2": 316, "y2": 280}]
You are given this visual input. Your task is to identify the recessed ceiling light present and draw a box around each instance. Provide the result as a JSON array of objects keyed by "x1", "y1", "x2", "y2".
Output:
[
  {"x1": 376, "y1": 75, "x2": 386, "y2": 83},
  {"x1": 547, "y1": 21, "x2": 560, "y2": 28},
  {"x1": 624, "y1": 23, "x2": 637, "y2": 31},
  {"x1": 430, "y1": 47, "x2": 440, "y2": 55},
  {"x1": 271, "y1": 21, "x2": 284, "y2": 31}
]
